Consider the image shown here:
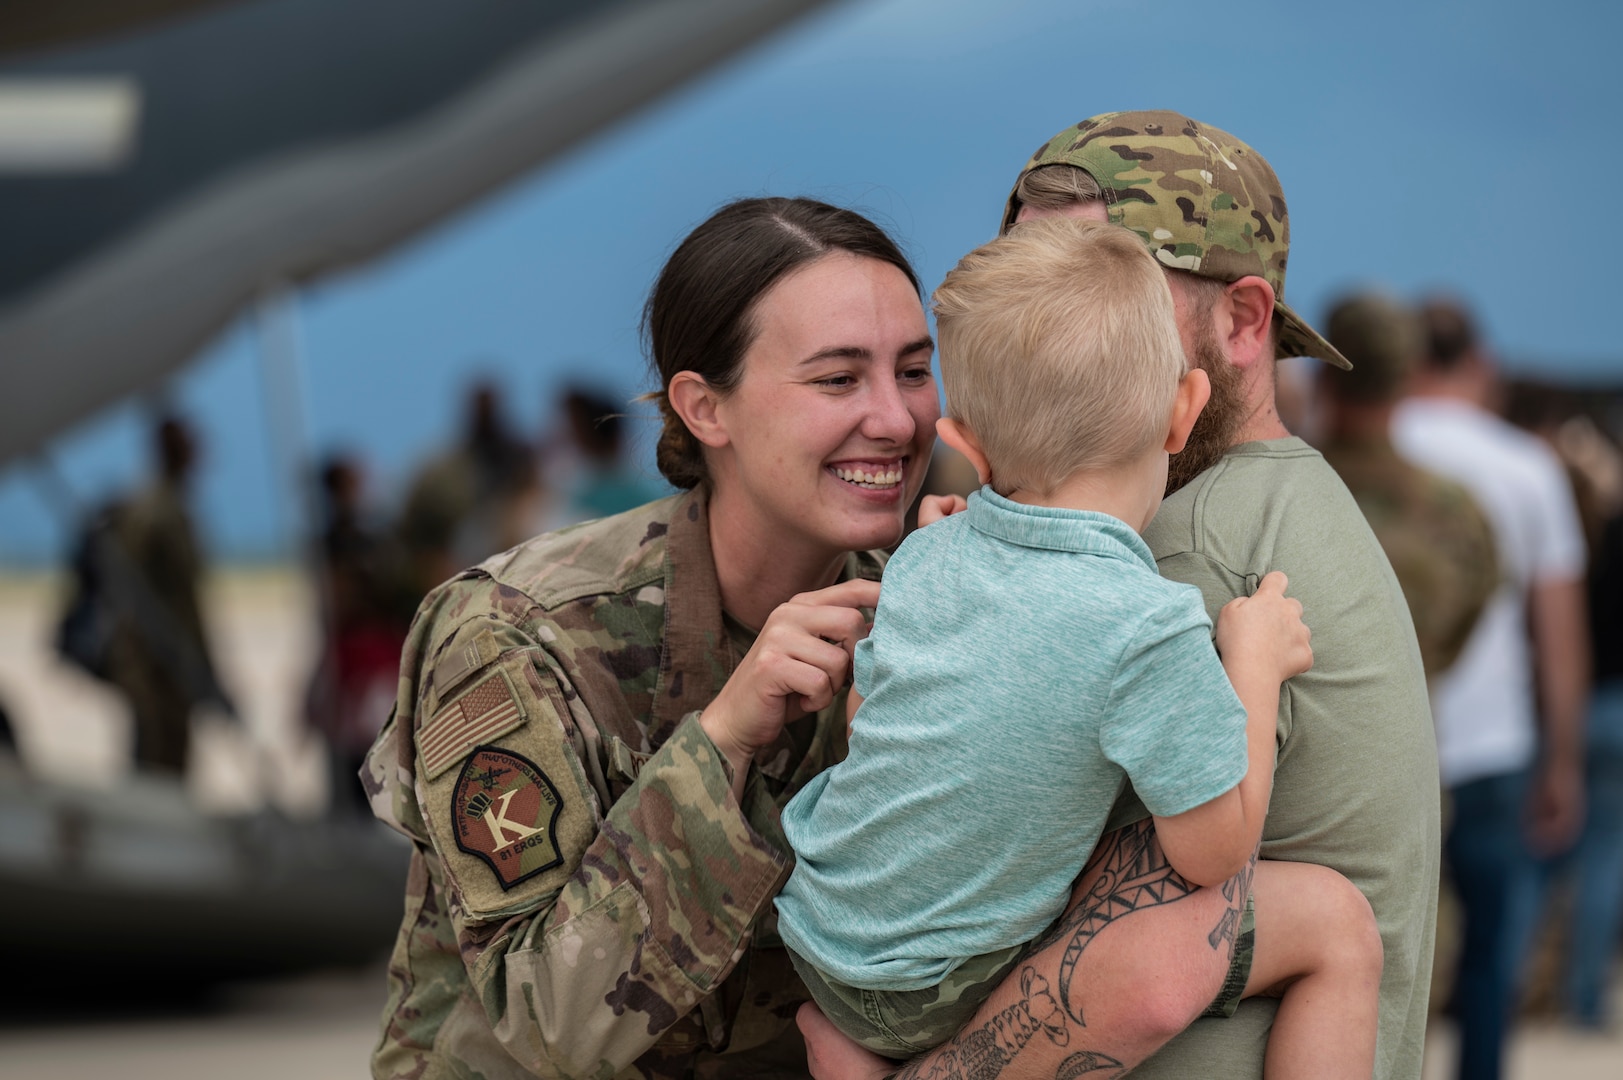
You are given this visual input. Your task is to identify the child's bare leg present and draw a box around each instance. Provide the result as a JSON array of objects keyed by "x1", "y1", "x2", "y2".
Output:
[{"x1": 1247, "y1": 860, "x2": 1383, "y2": 1080}]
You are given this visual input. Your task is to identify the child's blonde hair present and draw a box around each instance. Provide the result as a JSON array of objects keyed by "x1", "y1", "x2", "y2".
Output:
[{"x1": 932, "y1": 218, "x2": 1186, "y2": 496}]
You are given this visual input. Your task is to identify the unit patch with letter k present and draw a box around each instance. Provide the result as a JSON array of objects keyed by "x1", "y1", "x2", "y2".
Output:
[{"x1": 451, "y1": 746, "x2": 566, "y2": 889}]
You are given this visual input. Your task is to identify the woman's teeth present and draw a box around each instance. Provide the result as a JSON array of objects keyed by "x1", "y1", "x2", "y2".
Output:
[{"x1": 833, "y1": 466, "x2": 902, "y2": 489}]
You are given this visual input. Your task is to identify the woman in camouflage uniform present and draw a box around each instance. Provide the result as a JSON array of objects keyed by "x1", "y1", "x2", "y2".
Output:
[{"x1": 364, "y1": 197, "x2": 940, "y2": 1079}]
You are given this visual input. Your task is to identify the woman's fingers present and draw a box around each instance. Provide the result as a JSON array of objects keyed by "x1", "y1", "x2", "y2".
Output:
[
  {"x1": 789, "y1": 577, "x2": 881, "y2": 613},
  {"x1": 769, "y1": 602, "x2": 871, "y2": 657},
  {"x1": 702, "y1": 579, "x2": 882, "y2": 766},
  {"x1": 798, "y1": 1002, "x2": 896, "y2": 1080},
  {"x1": 751, "y1": 634, "x2": 854, "y2": 701}
]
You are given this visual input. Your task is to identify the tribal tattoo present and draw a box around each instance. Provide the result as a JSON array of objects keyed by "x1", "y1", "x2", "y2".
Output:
[
  {"x1": 887, "y1": 820, "x2": 1199, "y2": 1080},
  {"x1": 1208, "y1": 848, "x2": 1258, "y2": 954},
  {"x1": 1052, "y1": 818, "x2": 1200, "y2": 1026},
  {"x1": 1055, "y1": 1051, "x2": 1127, "y2": 1079},
  {"x1": 888, "y1": 968, "x2": 1067, "y2": 1080}
]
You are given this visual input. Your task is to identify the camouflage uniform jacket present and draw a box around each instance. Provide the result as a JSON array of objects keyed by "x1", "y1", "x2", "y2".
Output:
[
  {"x1": 364, "y1": 489, "x2": 882, "y2": 1079},
  {"x1": 1320, "y1": 435, "x2": 1500, "y2": 677}
]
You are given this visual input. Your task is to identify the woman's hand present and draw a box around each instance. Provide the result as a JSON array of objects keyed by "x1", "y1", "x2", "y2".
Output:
[{"x1": 700, "y1": 578, "x2": 879, "y2": 792}]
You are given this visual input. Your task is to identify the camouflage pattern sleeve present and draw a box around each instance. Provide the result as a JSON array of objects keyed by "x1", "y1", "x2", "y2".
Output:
[
  {"x1": 1320, "y1": 438, "x2": 1502, "y2": 678},
  {"x1": 1422, "y1": 479, "x2": 1499, "y2": 676},
  {"x1": 368, "y1": 580, "x2": 795, "y2": 1078}
]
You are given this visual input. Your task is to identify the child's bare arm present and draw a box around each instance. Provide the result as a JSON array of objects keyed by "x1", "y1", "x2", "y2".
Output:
[{"x1": 1154, "y1": 571, "x2": 1311, "y2": 885}]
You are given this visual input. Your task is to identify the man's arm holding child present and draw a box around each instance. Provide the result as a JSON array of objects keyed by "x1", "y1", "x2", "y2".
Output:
[{"x1": 801, "y1": 821, "x2": 1258, "y2": 1080}]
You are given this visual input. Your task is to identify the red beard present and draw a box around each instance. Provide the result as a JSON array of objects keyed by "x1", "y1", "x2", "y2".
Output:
[{"x1": 1166, "y1": 321, "x2": 1248, "y2": 497}]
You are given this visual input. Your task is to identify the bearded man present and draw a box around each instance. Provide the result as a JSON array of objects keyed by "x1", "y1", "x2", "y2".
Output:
[{"x1": 801, "y1": 111, "x2": 1439, "y2": 1080}]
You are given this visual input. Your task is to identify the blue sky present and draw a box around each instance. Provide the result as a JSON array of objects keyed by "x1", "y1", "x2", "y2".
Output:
[{"x1": 3, "y1": 0, "x2": 1619, "y2": 564}]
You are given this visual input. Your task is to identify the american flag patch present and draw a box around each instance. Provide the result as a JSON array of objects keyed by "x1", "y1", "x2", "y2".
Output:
[{"x1": 419, "y1": 670, "x2": 527, "y2": 780}]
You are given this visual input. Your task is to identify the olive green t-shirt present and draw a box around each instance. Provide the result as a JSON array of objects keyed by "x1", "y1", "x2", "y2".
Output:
[{"x1": 1123, "y1": 437, "x2": 1440, "y2": 1080}]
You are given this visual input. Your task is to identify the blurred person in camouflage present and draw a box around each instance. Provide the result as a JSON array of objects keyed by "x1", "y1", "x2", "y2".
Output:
[
  {"x1": 798, "y1": 111, "x2": 1440, "y2": 1080},
  {"x1": 1392, "y1": 298, "x2": 1590, "y2": 1080},
  {"x1": 363, "y1": 197, "x2": 943, "y2": 1078},
  {"x1": 538, "y1": 385, "x2": 667, "y2": 529},
  {"x1": 1318, "y1": 292, "x2": 1498, "y2": 678},
  {"x1": 305, "y1": 454, "x2": 415, "y2": 815},
  {"x1": 397, "y1": 379, "x2": 538, "y2": 594},
  {"x1": 105, "y1": 414, "x2": 228, "y2": 776}
]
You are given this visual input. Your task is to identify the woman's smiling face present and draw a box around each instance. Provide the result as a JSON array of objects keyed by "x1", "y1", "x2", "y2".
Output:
[{"x1": 707, "y1": 251, "x2": 939, "y2": 561}]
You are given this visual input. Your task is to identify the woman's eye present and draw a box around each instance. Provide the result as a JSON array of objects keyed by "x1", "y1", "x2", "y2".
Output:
[{"x1": 816, "y1": 375, "x2": 856, "y2": 388}]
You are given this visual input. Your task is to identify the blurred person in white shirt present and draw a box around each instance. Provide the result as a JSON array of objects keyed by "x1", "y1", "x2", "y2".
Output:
[{"x1": 1392, "y1": 298, "x2": 1589, "y2": 1080}]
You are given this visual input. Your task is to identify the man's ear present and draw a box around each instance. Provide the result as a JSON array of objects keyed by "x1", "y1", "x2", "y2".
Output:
[
  {"x1": 1165, "y1": 368, "x2": 1211, "y2": 454},
  {"x1": 1222, "y1": 276, "x2": 1277, "y2": 370},
  {"x1": 667, "y1": 371, "x2": 728, "y2": 449},
  {"x1": 936, "y1": 417, "x2": 993, "y2": 486}
]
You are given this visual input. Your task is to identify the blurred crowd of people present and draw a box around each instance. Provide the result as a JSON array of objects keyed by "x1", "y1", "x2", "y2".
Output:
[
  {"x1": 1279, "y1": 294, "x2": 1623, "y2": 1070},
  {"x1": 47, "y1": 378, "x2": 665, "y2": 814},
  {"x1": 1319, "y1": 297, "x2": 1614, "y2": 1076},
  {"x1": 311, "y1": 379, "x2": 664, "y2": 810}
]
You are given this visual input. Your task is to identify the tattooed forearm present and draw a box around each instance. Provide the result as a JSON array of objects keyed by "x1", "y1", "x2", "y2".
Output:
[
  {"x1": 1206, "y1": 848, "x2": 1259, "y2": 953},
  {"x1": 1054, "y1": 1050, "x2": 1126, "y2": 1078},
  {"x1": 889, "y1": 968, "x2": 1069, "y2": 1080},
  {"x1": 996, "y1": 968, "x2": 1068, "y2": 1051},
  {"x1": 888, "y1": 1019, "x2": 1121, "y2": 1080},
  {"x1": 1053, "y1": 819, "x2": 1199, "y2": 1025},
  {"x1": 890, "y1": 821, "x2": 1203, "y2": 1080}
]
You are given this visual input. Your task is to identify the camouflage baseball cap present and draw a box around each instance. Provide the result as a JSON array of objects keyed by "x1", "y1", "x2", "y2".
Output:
[{"x1": 1002, "y1": 110, "x2": 1351, "y2": 370}]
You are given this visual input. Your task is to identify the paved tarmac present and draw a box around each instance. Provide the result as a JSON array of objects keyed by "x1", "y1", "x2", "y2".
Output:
[
  {"x1": 0, "y1": 958, "x2": 1618, "y2": 1079},
  {"x1": 1423, "y1": 1013, "x2": 1623, "y2": 1079},
  {"x1": 0, "y1": 962, "x2": 386, "y2": 1080}
]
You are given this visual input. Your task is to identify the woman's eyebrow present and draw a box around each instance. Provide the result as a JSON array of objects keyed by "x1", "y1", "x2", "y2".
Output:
[
  {"x1": 797, "y1": 336, "x2": 934, "y2": 366},
  {"x1": 897, "y1": 335, "x2": 935, "y2": 359},
  {"x1": 797, "y1": 345, "x2": 871, "y2": 365}
]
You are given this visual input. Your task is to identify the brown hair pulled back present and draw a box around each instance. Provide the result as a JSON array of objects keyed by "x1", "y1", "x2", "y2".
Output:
[{"x1": 643, "y1": 197, "x2": 920, "y2": 490}]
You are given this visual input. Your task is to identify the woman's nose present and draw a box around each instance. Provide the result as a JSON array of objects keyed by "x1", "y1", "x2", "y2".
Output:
[{"x1": 862, "y1": 377, "x2": 917, "y2": 444}]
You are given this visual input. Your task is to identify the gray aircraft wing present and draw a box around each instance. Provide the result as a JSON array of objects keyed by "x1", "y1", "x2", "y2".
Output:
[{"x1": 0, "y1": 0, "x2": 834, "y2": 466}]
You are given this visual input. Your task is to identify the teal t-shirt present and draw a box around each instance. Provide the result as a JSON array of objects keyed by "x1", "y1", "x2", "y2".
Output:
[{"x1": 776, "y1": 488, "x2": 1247, "y2": 991}]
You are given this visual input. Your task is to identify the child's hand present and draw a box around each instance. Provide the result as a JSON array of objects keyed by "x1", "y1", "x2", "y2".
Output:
[
  {"x1": 917, "y1": 494, "x2": 969, "y2": 528},
  {"x1": 1215, "y1": 571, "x2": 1313, "y2": 684}
]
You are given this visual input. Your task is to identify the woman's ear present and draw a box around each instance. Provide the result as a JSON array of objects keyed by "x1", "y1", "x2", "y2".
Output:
[
  {"x1": 936, "y1": 417, "x2": 993, "y2": 486},
  {"x1": 1164, "y1": 368, "x2": 1211, "y2": 454},
  {"x1": 667, "y1": 371, "x2": 728, "y2": 449}
]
